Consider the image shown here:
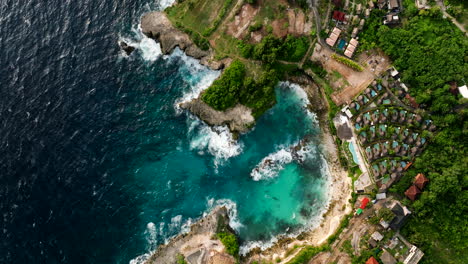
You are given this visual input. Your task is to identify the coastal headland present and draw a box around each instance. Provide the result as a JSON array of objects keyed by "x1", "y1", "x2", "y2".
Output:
[{"x1": 139, "y1": 1, "x2": 353, "y2": 263}]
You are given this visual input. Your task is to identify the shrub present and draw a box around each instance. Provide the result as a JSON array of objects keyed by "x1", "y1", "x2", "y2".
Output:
[
  {"x1": 331, "y1": 54, "x2": 364, "y2": 72},
  {"x1": 216, "y1": 232, "x2": 239, "y2": 257}
]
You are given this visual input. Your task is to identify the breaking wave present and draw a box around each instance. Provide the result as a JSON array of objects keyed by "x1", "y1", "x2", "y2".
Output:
[{"x1": 250, "y1": 148, "x2": 293, "y2": 181}]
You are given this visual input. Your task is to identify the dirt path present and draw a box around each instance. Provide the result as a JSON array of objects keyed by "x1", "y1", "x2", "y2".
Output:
[{"x1": 436, "y1": 0, "x2": 467, "y2": 36}]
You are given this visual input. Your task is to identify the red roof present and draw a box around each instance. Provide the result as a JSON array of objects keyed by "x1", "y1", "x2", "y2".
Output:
[
  {"x1": 414, "y1": 173, "x2": 429, "y2": 190},
  {"x1": 403, "y1": 162, "x2": 413, "y2": 171},
  {"x1": 405, "y1": 185, "x2": 421, "y2": 201},
  {"x1": 366, "y1": 256, "x2": 380, "y2": 264},
  {"x1": 360, "y1": 197, "x2": 370, "y2": 209},
  {"x1": 333, "y1": 11, "x2": 346, "y2": 21},
  {"x1": 405, "y1": 94, "x2": 419, "y2": 108}
]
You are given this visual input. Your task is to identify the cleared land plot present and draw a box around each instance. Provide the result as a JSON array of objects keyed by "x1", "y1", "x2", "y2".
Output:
[
  {"x1": 311, "y1": 45, "x2": 390, "y2": 106},
  {"x1": 166, "y1": 0, "x2": 232, "y2": 35}
]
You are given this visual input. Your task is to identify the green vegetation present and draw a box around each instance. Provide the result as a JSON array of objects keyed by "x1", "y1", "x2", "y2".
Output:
[
  {"x1": 201, "y1": 60, "x2": 277, "y2": 117},
  {"x1": 285, "y1": 245, "x2": 328, "y2": 264},
  {"x1": 216, "y1": 232, "x2": 239, "y2": 257},
  {"x1": 201, "y1": 0, "x2": 234, "y2": 37},
  {"x1": 361, "y1": 7, "x2": 468, "y2": 264},
  {"x1": 330, "y1": 54, "x2": 364, "y2": 72},
  {"x1": 176, "y1": 254, "x2": 187, "y2": 264},
  {"x1": 202, "y1": 60, "x2": 246, "y2": 110},
  {"x1": 238, "y1": 35, "x2": 309, "y2": 64}
]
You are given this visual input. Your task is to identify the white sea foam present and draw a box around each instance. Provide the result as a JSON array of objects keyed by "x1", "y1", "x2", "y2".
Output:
[
  {"x1": 157, "y1": 0, "x2": 176, "y2": 10},
  {"x1": 190, "y1": 125, "x2": 243, "y2": 168},
  {"x1": 250, "y1": 148, "x2": 293, "y2": 181},
  {"x1": 205, "y1": 198, "x2": 243, "y2": 231}
]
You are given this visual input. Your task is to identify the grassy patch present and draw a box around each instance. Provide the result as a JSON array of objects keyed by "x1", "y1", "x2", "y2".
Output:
[{"x1": 285, "y1": 245, "x2": 328, "y2": 264}]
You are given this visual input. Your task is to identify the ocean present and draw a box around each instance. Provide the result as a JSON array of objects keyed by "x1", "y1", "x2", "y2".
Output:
[{"x1": 0, "y1": 0, "x2": 330, "y2": 263}]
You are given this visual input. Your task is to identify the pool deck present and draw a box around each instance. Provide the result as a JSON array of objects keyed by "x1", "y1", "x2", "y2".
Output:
[{"x1": 340, "y1": 115, "x2": 373, "y2": 191}]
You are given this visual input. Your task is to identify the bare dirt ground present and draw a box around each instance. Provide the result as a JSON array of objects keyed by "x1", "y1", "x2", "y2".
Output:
[
  {"x1": 309, "y1": 198, "x2": 376, "y2": 264},
  {"x1": 226, "y1": 4, "x2": 258, "y2": 39},
  {"x1": 311, "y1": 44, "x2": 391, "y2": 106}
]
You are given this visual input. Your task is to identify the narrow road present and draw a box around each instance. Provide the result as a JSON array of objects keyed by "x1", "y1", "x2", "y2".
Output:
[{"x1": 436, "y1": 0, "x2": 467, "y2": 36}]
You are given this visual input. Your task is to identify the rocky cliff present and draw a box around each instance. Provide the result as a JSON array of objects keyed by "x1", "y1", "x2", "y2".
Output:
[
  {"x1": 145, "y1": 206, "x2": 236, "y2": 264},
  {"x1": 141, "y1": 12, "x2": 224, "y2": 70}
]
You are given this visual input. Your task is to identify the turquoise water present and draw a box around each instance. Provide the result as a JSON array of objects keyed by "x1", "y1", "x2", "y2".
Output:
[
  {"x1": 348, "y1": 142, "x2": 360, "y2": 165},
  {"x1": 119, "y1": 36, "x2": 330, "y2": 260}
]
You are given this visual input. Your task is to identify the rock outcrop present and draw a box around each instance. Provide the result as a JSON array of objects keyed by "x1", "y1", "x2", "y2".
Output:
[
  {"x1": 119, "y1": 41, "x2": 136, "y2": 55},
  {"x1": 145, "y1": 206, "x2": 236, "y2": 264},
  {"x1": 141, "y1": 12, "x2": 225, "y2": 70},
  {"x1": 180, "y1": 99, "x2": 255, "y2": 134}
]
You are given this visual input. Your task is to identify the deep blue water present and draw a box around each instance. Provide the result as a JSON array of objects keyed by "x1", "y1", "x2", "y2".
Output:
[{"x1": 0, "y1": 1, "x2": 330, "y2": 263}]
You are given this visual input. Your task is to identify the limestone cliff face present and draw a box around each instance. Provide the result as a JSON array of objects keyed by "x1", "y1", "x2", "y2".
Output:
[
  {"x1": 180, "y1": 99, "x2": 255, "y2": 134},
  {"x1": 145, "y1": 206, "x2": 236, "y2": 264},
  {"x1": 140, "y1": 12, "x2": 224, "y2": 70}
]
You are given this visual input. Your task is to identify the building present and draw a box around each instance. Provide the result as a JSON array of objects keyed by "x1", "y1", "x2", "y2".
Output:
[
  {"x1": 415, "y1": 0, "x2": 429, "y2": 9},
  {"x1": 326, "y1": 27, "x2": 341, "y2": 47},
  {"x1": 332, "y1": 10, "x2": 346, "y2": 22},
  {"x1": 344, "y1": 38, "x2": 359, "y2": 58},
  {"x1": 388, "y1": 0, "x2": 399, "y2": 11},
  {"x1": 405, "y1": 94, "x2": 419, "y2": 108},
  {"x1": 381, "y1": 250, "x2": 397, "y2": 264},
  {"x1": 414, "y1": 173, "x2": 429, "y2": 190},
  {"x1": 377, "y1": 0, "x2": 387, "y2": 9},
  {"x1": 371, "y1": 231, "x2": 384, "y2": 241},
  {"x1": 389, "y1": 201, "x2": 411, "y2": 230},
  {"x1": 366, "y1": 256, "x2": 380, "y2": 264},
  {"x1": 404, "y1": 245, "x2": 425, "y2": 264},
  {"x1": 405, "y1": 185, "x2": 421, "y2": 201},
  {"x1": 384, "y1": 13, "x2": 400, "y2": 25},
  {"x1": 458, "y1": 85, "x2": 468, "y2": 98}
]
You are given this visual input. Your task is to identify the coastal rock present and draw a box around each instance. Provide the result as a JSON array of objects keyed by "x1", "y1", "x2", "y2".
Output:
[
  {"x1": 145, "y1": 206, "x2": 236, "y2": 264},
  {"x1": 119, "y1": 41, "x2": 135, "y2": 55},
  {"x1": 288, "y1": 75, "x2": 327, "y2": 114},
  {"x1": 180, "y1": 98, "x2": 255, "y2": 134},
  {"x1": 141, "y1": 12, "x2": 220, "y2": 68}
]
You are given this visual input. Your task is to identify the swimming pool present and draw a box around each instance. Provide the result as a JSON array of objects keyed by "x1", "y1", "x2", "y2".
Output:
[
  {"x1": 348, "y1": 142, "x2": 360, "y2": 165},
  {"x1": 338, "y1": 39, "x2": 346, "y2": 50}
]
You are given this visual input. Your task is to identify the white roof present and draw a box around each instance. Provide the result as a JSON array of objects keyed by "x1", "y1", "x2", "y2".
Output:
[
  {"x1": 371, "y1": 231, "x2": 384, "y2": 241},
  {"x1": 345, "y1": 109, "x2": 353, "y2": 118},
  {"x1": 376, "y1": 193, "x2": 387, "y2": 200},
  {"x1": 458, "y1": 85, "x2": 468, "y2": 98}
]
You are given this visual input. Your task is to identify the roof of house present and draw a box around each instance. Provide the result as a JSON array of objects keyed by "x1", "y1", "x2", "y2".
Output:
[
  {"x1": 458, "y1": 85, "x2": 468, "y2": 98},
  {"x1": 371, "y1": 231, "x2": 384, "y2": 241},
  {"x1": 360, "y1": 197, "x2": 370, "y2": 209},
  {"x1": 350, "y1": 38, "x2": 359, "y2": 46},
  {"x1": 389, "y1": 202, "x2": 411, "y2": 230},
  {"x1": 405, "y1": 94, "x2": 419, "y2": 108},
  {"x1": 332, "y1": 27, "x2": 342, "y2": 35},
  {"x1": 333, "y1": 10, "x2": 346, "y2": 21},
  {"x1": 405, "y1": 185, "x2": 421, "y2": 201},
  {"x1": 389, "y1": 0, "x2": 399, "y2": 9},
  {"x1": 344, "y1": 50, "x2": 354, "y2": 58},
  {"x1": 326, "y1": 38, "x2": 335, "y2": 46},
  {"x1": 414, "y1": 173, "x2": 429, "y2": 190},
  {"x1": 381, "y1": 250, "x2": 397, "y2": 264},
  {"x1": 366, "y1": 256, "x2": 380, "y2": 264}
]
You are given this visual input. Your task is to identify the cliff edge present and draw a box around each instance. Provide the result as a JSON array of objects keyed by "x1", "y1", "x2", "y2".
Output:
[
  {"x1": 145, "y1": 206, "x2": 236, "y2": 264},
  {"x1": 141, "y1": 11, "x2": 224, "y2": 70}
]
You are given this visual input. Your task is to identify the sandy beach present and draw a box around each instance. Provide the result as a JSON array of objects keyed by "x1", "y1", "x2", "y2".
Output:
[{"x1": 244, "y1": 82, "x2": 353, "y2": 264}]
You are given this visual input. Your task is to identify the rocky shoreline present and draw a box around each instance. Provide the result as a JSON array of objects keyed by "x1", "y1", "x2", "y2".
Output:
[
  {"x1": 144, "y1": 206, "x2": 236, "y2": 264},
  {"x1": 139, "y1": 8, "x2": 351, "y2": 264},
  {"x1": 141, "y1": 11, "x2": 225, "y2": 71}
]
